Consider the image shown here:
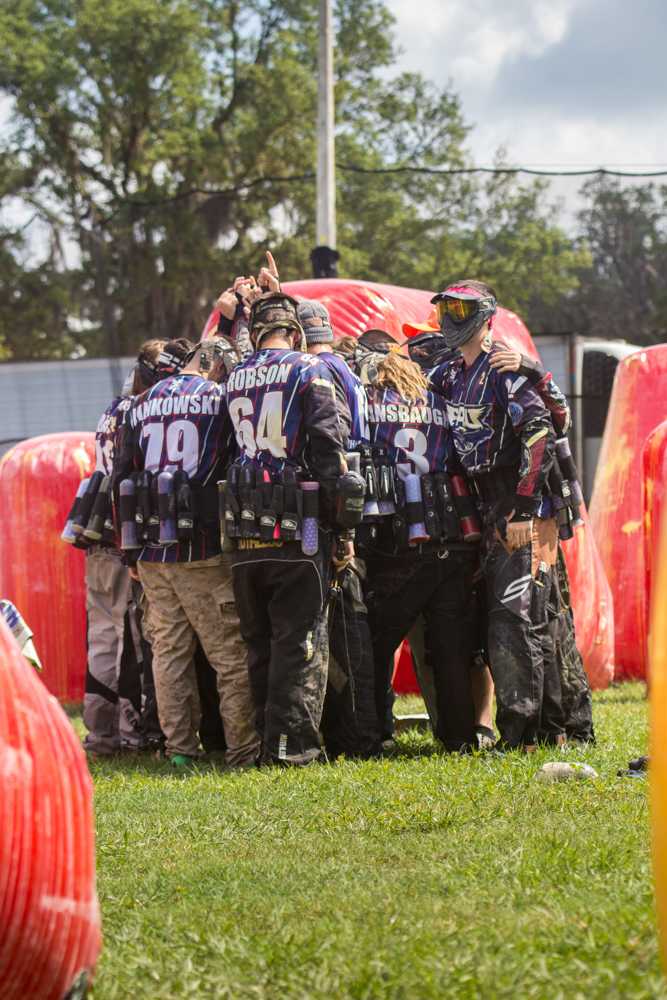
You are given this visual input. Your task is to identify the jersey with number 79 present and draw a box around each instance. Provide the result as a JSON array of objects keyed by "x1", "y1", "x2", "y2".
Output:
[
  {"x1": 114, "y1": 373, "x2": 234, "y2": 563},
  {"x1": 225, "y1": 348, "x2": 349, "y2": 483},
  {"x1": 365, "y1": 384, "x2": 454, "y2": 480}
]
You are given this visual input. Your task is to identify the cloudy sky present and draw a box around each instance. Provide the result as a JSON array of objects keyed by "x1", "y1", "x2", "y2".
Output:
[{"x1": 386, "y1": 0, "x2": 667, "y2": 196}]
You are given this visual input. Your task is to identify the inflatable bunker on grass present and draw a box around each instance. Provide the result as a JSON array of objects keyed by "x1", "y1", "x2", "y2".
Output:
[
  {"x1": 0, "y1": 617, "x2": 100, "y2": 999},
  {"x1": 650, "y1": 489, "x2": 667, "y2": 973},
  {"x1": 591, "y1": 346, "x2": 667, "y2": 680},
  {"x1": 644, "y1": 420, "x2": 667, "y2": 668},
  {"x1": 204, "y1": 278, "x2": 614, "y2": 690},
  {"x1": 0, "y1": 433, "x2": 95, "y2": 702}
]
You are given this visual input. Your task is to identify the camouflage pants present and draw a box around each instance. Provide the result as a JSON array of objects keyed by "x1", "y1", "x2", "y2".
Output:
[
  {"x1": 83, "y1": 547, "x2": 143, "y2": 754},
  {"x1": 548, "y1": 549, "x2": 595, "y2": 742},
  {"x1": 231, "y1": 541, "x2": 330, "y2": 766},
  {"x1": 482, "y1": 517, "x2": 565, "y2": 748},
  {"x1": 138, "y1": 555, "x2": 259, "y2": 765}
]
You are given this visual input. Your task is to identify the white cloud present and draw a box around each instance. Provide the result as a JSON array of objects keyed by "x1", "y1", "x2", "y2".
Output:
[
  {"x1": 389, "y1": 0, "x2": 578, "y2": 90},
  {"x1": 385, "y1": 0, "x2": 667, "y2": 222}
]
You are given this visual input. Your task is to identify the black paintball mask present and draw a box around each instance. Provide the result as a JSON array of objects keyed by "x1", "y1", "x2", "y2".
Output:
[
  {"x1": 183, "y1": 337, "x2": 231, "y2": 376},
  {"x1": 407, "y1": 331, "x2": 455, "y2": 371},
  {"x1": 248, "y1": 292, "x2": 306, "y2": 352},
  {"x1": 431, "y1": 284, "x2": 497, "y2": 350}
]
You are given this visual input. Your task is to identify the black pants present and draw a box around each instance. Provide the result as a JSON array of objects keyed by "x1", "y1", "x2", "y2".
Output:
[
  {"x1": 321, "y1": 560, "x2": 381, "y2": 760},
  {"x1": 548, "y1": 549, "x2": 595, "y2": 742},
  {"x1": 231, "y1": 542, "x2": 330, "y2": 766},
  {"x1": 365, "y1": 547, "x2": 477, "y2": 752},
  {"x1": 482, "y1": 523, "x2": 565, "y2": 748},
  {"x1": 194, "y1": 641, "x2": 227, "y2": 753}
]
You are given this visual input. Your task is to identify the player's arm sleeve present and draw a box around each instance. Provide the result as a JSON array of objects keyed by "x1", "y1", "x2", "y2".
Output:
[
  {"x1": 426, "y1": 362, "x2": 447, "y2": 397},
  {"x1": 111, "y1": 414, "x2": 141, "y2": 491},
  {"x1": 517, "y1": 356, "x2": 571, "y2": 435},
  {"x1": 302, "y1": 368, "x2": 349, "y2": 510},
  {"x1": 495, "y1": 373, "x2": 556, "y2": 517}
]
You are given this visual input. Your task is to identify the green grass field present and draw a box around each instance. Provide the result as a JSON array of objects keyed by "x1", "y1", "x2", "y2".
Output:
[{"x1": 82, "y1": 684, "x2": 663, "y2": 999}]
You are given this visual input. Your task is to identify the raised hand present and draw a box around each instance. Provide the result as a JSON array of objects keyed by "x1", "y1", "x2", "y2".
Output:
[
  {"x1": 214, "y1": 288, "x2": 238, "y2": 320},
  {"x1": 257, "y1": 250, "x2": 281, "y2": 293}
]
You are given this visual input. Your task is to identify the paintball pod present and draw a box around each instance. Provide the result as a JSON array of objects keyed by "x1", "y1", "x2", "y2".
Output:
[
  {"x1": 61, "y1": 478, "x2": 90, "y2": 544},
  {"x1": 300, "y1": 482, "x2": 320, "y2": 556},
  {"x1": 157, "y1": 472, "x2": 178, "y2": 546},
  {"x1": 360, "y1": 446, "x2": 380, "y2": 518},
  {"x1": 404, "y1": 474, "x2": 429, "y2": 546},
  {"x1": 450, "y1": 475, "x2": 482, "y2": 543},
  {"x1": 554, "y1": 436, "x2": 584, "y2": 528},
  {"x1": 61, "y1": 472, "x2": 115, "y2": 549},
  {"x1": 335, "y1": 453, "x2": 366, "y2": 531}
]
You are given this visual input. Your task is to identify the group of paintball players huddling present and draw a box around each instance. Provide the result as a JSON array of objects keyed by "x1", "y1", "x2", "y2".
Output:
[{"x1": 63, "y1": 253, "x2": 595, "y2": 768}]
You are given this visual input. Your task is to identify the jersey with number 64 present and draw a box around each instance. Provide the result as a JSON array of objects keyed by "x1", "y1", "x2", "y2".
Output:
[
  {"x1": 365, "y1": 384, "x2": 454, "y2": 480},
  {"x1": 225, "y1": 348, "x2": 349, "y2": 493}
]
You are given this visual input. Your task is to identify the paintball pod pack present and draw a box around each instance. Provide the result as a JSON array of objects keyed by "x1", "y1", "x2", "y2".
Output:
[
  {"x1": 348, "y1": 444, "x2": 481, "y2": 550},
  {"x1": 115, "y1": 469, "x2": 206, "y2": 551},
  {"x1": 61, "y1": 472, "x2": 115, "y2": 548},
  {"x1": 549, "y1": 436, "x2": 584, "y2": 540},
  {"x1": 219, "y1": 463, "x2": 325, "y2": 556}
]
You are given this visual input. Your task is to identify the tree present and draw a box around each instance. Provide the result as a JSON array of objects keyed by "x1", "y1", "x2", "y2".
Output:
[
  {"x1": 551, "y1": 178, "x2": 667, "y2": 345},
  {"x1": 0, "y1": 0, "x2": 589, "y2": 357}
]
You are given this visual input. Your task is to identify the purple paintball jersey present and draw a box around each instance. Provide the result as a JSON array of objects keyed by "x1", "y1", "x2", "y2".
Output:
[
  {"x1": 319, "y1": 351, "x2": 369, "y2": 449},
  {"x1": 225, "y1": 348, "x2": 346, "y2": 477},
  {"x1": 121, "y1": 374, "x2": 232, "y2": 562},
  {"x1": 430, "y1": 344, "x2": 554, "y2": 509},
  {"x1": 95, "y1": 395, "x2": 132, "y2": 475},
  {"x1": 366, "y1": 385, "x2": 453, "y2": 481}
]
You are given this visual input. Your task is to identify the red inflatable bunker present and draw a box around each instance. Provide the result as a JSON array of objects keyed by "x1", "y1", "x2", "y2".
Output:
[
  {"x1": 0, "y1": 433, "x2": 95, "y2": 702},
  {"x1": 205, "y1": 278, "x2": 614, "y2": 690},
  {"x1": 590, "y1": 346, "x2": 667, "y2": 680},
  {"x1": 0, "y1": 618, "x2": 100, "y2": 998},
  {"x1": 643, "y1": 419, "x2": 667, "y2": 665}
]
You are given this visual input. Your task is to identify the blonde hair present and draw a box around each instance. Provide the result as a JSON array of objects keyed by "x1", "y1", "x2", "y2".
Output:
[{"x1": 375, "y1": 352, "x2": 427, "y2": 403}]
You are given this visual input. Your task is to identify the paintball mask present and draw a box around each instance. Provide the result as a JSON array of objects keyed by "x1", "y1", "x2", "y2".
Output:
[
  {"x1": 431, "y1": 284, "x2": 497, "y2": 350},
  {"x1": 183, "y1": 336, "x2": 237, "y2": 376},
  {"x1": 355, "y1": 349, "x2": 390, "y2": 387},
  {"x1": 249, "y1": 293, "x2": 306, "y2": 351},
  {"x1": 407, "y1": 332, "x2": 455, "y2": 371}
]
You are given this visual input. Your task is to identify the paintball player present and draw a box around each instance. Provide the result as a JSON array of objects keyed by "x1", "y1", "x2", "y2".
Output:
[
  {"x1": 358, "y1": 349, "x2": 478, "y2": 752},
  {"x1": 224, "y1": 292, "x2": 351, "y2": 766},
  {"x1": 429, "y1": 280, "x2": 565, "y2": 750},
  {"x1": 407, "y1": 325, "x2": 594, "y2": 744},
  {"x1": 488, "y1": 345, "x2": 594, "y2": 743},
  {"x1": 113, "y1": 336, "x2": 259, "y2": 769},
  {"x1": 81, "y1": 339, "x2": 164, "y2": 757},
  {"x1": 297, "y1": 299, "x2": 381, "y2": 760}
]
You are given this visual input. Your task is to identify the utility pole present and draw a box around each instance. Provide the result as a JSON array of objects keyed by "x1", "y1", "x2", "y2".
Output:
[{"x1": 311, "y1": 0, "x2": 339, "y2": 278}]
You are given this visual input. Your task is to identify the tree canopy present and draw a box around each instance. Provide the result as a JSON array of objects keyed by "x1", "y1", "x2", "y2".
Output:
[{"x1": 0, "y1": 0, "x2": 663, "y2": 358}]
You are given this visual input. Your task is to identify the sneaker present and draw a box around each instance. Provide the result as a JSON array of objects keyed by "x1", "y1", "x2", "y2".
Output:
[
  {"x1": 474, "y1": 725, "x2": 497, "y2": 751},
  {"x1": 169, "y1": 754, "x2": 197, "y2": 769}
]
